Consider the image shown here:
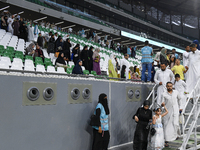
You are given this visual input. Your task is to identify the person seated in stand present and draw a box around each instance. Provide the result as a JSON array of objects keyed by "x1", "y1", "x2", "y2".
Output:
[
  {"x1": 34, "y1": 44, "x2": 44, "y2": 61},
  {"x1": 131, "y1": 72, "x2": 138, "y2": 80},
  {"x1": 55, "y1": 52, "x2": 68, "y2": 71},
  {"x1": 72, "y1": 59, "x2": 83, "y2": 75},
  {"x1": 25, "y1": 43, "x2": 35, "y2": 56}
]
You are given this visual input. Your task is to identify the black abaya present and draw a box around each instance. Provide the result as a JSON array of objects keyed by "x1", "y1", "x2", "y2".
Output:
[
  {"x1": 63, "y1": 41, "x2": 71, "y2": 61},
  {"x1": 92, "y1": 129, "x2": 110, "y2": 150},
  {"x1": 81, "y1": 50, "x2": 89, "y2": 70},
  {"x1": 88, "y1": 49, "x2": 93, "y2": 73},
  {"x1": 133, "y1": 107, "x2": 152, "y2": 150}
]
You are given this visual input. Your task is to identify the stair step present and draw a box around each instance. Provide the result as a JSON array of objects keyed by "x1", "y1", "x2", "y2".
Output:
[
  {"x1": 185, "y1": 125, "x2": 200, "y2": 131},
  {"x1": 183, "y1": 113, "x2": 200, "y2": 116}
]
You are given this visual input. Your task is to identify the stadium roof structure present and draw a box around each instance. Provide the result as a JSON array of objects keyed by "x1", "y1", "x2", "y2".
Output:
[{"x1": 139, "y1": 0, "x2": 200, "y2": 16}]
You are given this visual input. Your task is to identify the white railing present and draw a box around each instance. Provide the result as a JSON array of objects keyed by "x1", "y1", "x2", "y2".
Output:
[
  {"x1": 146, "y1": 84, "x2": 157, "y2": 109},
  {"x1": 180, "y1": 78, "x2": 200, "y2": 150}
]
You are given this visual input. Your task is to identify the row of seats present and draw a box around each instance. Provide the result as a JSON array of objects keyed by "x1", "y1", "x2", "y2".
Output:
[{"x1": 0, "y1": 55, "x2": 97, "y2": 75}]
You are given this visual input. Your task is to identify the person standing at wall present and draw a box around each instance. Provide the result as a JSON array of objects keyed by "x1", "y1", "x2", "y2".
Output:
[
  {"x1": 92, "y1": 93, "x2": 110, "y2": 150},
  {"x1": 133, "y1": 100, "x2": 152, "y2": 150},
  {"x1": 141, "y1": 40, "x2": 153, "y2": 83}
]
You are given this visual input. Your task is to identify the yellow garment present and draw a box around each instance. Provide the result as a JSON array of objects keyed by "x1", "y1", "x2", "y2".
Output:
[
  {"x1": 128, "y1": 72, "x2": 131, "y2": 79},
  {"x1": 167, "y1": 56, "x2": 170, "y2": 61},
  {"x1": 171, "y1": 65, "x2": 185, "y2": 80},
  {"x1": 136, "y1": 68, "x2": 141, "y2": 76},
  {"x1": 108, "y1": 59, "x2": 118, "y2": 79}
]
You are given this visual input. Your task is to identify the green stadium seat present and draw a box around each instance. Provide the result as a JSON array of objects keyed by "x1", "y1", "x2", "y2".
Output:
[
  {"x1": 15, "y1": 51, "x2": 23, "y2": 56},
  {"x1": 44, "y1": 58, "x2": 51, "y2": 65},
  {"x1": 0, "y1": 45, "x2": 4, "y2": 50},
  {"x1": 25, "y1": 55, "x2": 33, "y2": 60},
  {"x1": 71, "y1": 65, "x2": 75, "y2": 69},
  {"x1": 83, "y1": 70, "x2": 89, "y2": 75},
  {"x1": 66, "y1": 68, "x2": 73, "y2": 74},
  {"x1": 6, "y1": 46, "x2": 14, "y2": 51},
  {"x1": 3, "y1": 53, "x2": 13, "y2": 61},
  {"x1": 45, "y1": 63, "x2": 53, "y2": 70},
  {"x1": 35, "y1": 61, "x2": 44, "y2": 66},
  {"x1": 15, "y1": 55, "x2": 24, "y2": 62},
  {"x1": 35, "y1": 57, "x2": 43, "y2": 62},
  {"x1": 91, "y1": 71, "x2": 97, "y2": 76}
]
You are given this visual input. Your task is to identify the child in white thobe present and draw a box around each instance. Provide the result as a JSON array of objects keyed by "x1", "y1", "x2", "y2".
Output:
[{"x1": 174, "y1": 74, "x2": 187, "y2": 108}]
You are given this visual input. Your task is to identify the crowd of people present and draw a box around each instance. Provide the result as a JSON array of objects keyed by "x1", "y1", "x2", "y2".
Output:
[
  {"x1": 0, "y1": 10, "x2": 141, "y2": 78},
  {"x1": 91, "y1": 40, "x2": 200, "y2": 150}
]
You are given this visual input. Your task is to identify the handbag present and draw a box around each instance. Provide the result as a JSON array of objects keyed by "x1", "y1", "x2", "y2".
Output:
[
  {"x1": 150, "y1": 127, "x2": 156, "y2": 136},
  {"x1": 89, "y1": 115, "x2": 100, "y2": 126}
]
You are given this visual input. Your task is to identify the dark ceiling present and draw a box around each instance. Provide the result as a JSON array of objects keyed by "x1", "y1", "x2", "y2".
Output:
[{"x1": 133, "y1": 0, "x2": 200, "y2": 16}]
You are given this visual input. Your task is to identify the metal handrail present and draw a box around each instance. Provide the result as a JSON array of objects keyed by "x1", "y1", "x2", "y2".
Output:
[
  {"x1": 146, "y1": 84, "x2": 157, "y2": 101},
  {"x1": 180, "y1": 78, "x2": 200, "y2": 150}
]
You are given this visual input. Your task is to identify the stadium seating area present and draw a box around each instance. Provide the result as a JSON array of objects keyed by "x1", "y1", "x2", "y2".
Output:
[{"x1": 0, "y1": 27, "x2": 143, "y2": 77}]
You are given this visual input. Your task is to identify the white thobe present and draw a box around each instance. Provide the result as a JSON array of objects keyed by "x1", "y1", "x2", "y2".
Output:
[
  {"x1": 183, "y1": 51, "x2": 189, "y2": 80},
  {"x1": 161, "y1": 90, "x2": 182, "y2": 141},
  {"x1": 154, "y1": 52, "x2": 161, "y2": 62},
  {"x1": 120, "y1": 58, "x2": 130, "y2": 79},
  {"x1": 7, "y1": 17, "x2": 14, "y2": 34},
  {"x1": 154, "y1": 69, "x2": 174, "y2": 105},
  {"x1": 27, "y1": 25, "x2": 34, "y2": 42},
  {"x1": 54, "y1": 36, "x2": 58, "y2": 41},
  {"x1": 174, "y1": 80, "x2": 187, "y2": 108},
  {"x1": 186, "y1": 50, "x2": 200, "y2": 94}
]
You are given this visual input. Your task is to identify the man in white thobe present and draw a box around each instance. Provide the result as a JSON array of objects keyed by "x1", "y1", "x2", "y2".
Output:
[
  {"x1": 154, "y1": 63, "x2": 174, "y2": 105},
  {"x1": 7, "y1": 15, "x2": 14, "y2": 35},
  {"x1": 183, "y1": 45, "x2": 190, "y2": 80},
  {"x1": 185, "y1": 43, "x2": 200, "y2": 94},
  {"x1": 120, "y1": 54, "x2": 130, "y2": 79},
  {"x1": 161, "y1": 82, "x2": 182, "y2": 143}
]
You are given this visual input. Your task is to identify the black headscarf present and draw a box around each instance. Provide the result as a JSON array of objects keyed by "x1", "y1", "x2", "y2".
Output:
[
  {"x1": 134, "y1": 66, "x2": 137, "y2": 73},
  {"x1": 121, "y1": 65, "x2": 126, "y2": 78},
  {"x1": 98, "y1": 93, "x2": 109, "y2": 115},
  {"x1": 143, "y1": 100, "x2": 150, "y2": 107},
  {"x1": 55, "y1": 52, "x2": 66, "y2": 65}
]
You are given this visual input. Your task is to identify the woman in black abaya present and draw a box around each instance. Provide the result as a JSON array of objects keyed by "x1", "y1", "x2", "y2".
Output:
[
  {"x1": 133, "y1": 100, "x2": 152, "y2": 150},
  {"x1": 92, "y1": 93, "x2": 110, "y2": 150}
]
